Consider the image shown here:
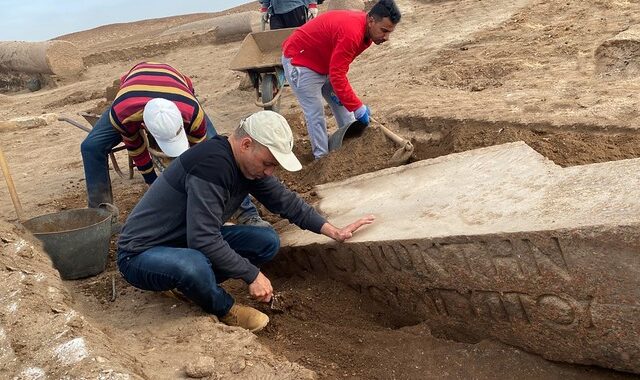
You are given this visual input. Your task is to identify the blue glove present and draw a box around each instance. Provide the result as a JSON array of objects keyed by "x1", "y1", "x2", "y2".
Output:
[{"x1": 354, "y1": 105, "x2": 371, "y2": 125}]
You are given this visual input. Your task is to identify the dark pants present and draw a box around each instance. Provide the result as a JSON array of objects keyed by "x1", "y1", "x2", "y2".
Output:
[
  {"x1": 117, "y1": 225, "x2": 280, "y2": 316},
  {"x1": 270, "y1": 5, "x2": 308, "y2": 29},
  {"x1": 81, "y1": 109, "x2": 221, "y2": 207}
]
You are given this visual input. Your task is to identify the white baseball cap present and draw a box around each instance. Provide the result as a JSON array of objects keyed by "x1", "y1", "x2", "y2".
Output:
[
  {"x1": 241, "y1": 111, "x2": 302, "y2": 172},
  {"x1": 143, "y1": 98, "x2": 188, "y2": 157}
]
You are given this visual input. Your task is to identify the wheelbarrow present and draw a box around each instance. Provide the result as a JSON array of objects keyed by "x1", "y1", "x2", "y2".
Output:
[{"x1": 229, "y1": 27, "x2": 296, "y2": 112}]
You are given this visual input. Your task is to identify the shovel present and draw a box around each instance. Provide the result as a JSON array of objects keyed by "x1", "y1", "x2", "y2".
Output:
[
  {"x1": 370, "y1": 116, "x2": 414, "y2": 165},
  {"x1": 0, "y1": 147, "x2": 25, "y2": 221}
]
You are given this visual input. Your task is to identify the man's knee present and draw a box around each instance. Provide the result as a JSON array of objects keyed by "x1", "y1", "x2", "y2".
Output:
[
  {"x1": 177, "y1": 258, "x2": 214, "y2": 286},
  {"x1": 80, "y1": 135, "x2": 99, "y2": 156},
  {"x1": 259, "y1": 228, "x2": 281, "y2": 262}
]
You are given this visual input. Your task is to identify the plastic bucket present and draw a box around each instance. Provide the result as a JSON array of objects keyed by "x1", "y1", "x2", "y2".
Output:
[
  {"x1": 23, "y1": 206, "x2": 116, "y2": 280},
  {"x1": 328, "y1": 120, "x2": 368, "y2": 152}
]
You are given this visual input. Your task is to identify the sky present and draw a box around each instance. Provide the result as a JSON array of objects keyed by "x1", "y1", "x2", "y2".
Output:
[{"x1": 0, "y1": 0, "x2": 251, "y2": 41}]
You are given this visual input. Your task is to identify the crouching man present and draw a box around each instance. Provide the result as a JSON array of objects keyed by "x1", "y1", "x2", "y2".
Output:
[{"x1": 117, "y1": 110, "x2": 374, "y2": 332}]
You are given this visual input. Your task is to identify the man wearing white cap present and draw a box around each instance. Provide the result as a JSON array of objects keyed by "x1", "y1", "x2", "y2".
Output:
[
  {"x1": 81, "y1": 62, "x2": 269, "y2": 227},
  {"x1": 117, "y1": 110, "x2": 374, "y2": 332},
  {"x1": 144, "y1": 98, "x2": 271, "y2": 228}
]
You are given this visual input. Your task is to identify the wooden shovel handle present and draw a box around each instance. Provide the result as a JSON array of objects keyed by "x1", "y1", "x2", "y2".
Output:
[
  {"x1": 370, "y1": 116, "x2": 413, "y2": 149},
  {"x1": 0, "y1": 147, "x2": 24, "y2": 221}
]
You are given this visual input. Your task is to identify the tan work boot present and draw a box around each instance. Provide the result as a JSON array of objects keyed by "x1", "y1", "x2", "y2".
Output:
[{"x1": 220, "y1": 304, "x2": 269, "y2": 332}]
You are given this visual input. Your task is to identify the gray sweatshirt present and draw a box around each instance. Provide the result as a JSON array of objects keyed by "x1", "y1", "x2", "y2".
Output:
[{"x1": 117, "y1": 135, "x2": 326, "y2": 283}]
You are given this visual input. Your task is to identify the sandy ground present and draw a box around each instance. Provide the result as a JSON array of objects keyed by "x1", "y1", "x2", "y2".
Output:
[{"x1": 2, "y1": 0, "x2": 640, "y2": 378}]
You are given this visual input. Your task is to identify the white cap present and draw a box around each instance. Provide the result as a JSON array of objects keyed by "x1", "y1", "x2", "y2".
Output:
[
  {"x1": 143, "y1": 98, "x2": 188, "y2": 157},
  {"x1": 241, "y1": 111, "x2": 302, "y2": 172}
]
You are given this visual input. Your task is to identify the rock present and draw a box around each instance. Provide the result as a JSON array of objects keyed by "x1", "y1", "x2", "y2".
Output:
[
  {"x1": 229, "y1": 358, "x2": 246, "y2": 374},
  {"x1": 184, "y1": 356, "x2": 216, "y2": 378},
  {"x1": 2, "y1": 113, "x2": 58, "y2": 129}
]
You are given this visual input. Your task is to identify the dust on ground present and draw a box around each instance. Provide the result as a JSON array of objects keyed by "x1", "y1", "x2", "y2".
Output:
[{"x1": 2, "y1": 0, "x2": 640, "y2": 378}]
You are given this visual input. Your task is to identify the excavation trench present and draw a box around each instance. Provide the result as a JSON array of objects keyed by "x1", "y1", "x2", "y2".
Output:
[{"x1": 54, "y1": 115, "x2": 640, "y2": 379}]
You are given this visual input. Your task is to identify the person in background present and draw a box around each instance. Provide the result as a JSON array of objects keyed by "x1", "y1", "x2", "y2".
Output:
[
  {"x1": 259, "y1": 0, "x2": 319, "y2": 30},
  {"x1": 281, "y1": 0, "x2": 401, "y2": 159},
  {"x1": 80, "y1": 61, "x2": 270, "y2": 227},
  {"x1": 117, "y1": 110, "x2": 374, "y2": 332}
]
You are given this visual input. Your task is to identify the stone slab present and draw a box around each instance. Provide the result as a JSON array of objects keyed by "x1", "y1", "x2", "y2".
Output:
[
  {"x1": 275, "y1": 142, "x2": 640, "y2": 373},
  {"x1": 3, "y1": 113, "x2": 57, "y2": 130}
]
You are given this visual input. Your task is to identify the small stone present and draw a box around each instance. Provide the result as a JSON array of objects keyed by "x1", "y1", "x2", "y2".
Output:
[
  {"x1": 184, "y1": 356, "x2": 216, "y2": 378},
  {"x1": 229, "y1": 358, "x2": 246, "y2": 374}
]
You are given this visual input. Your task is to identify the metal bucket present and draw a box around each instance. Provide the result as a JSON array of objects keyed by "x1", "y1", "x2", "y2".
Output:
[{"x1": 23, "y1": 205, "x2": 117, "y2": 280}]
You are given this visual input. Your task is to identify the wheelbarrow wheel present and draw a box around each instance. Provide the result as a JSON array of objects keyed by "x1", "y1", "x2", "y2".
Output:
[{"x1": 261, "y1": 73, "x2": 280, "y2": 112}]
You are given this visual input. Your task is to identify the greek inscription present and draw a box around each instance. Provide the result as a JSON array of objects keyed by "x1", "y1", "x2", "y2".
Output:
[
  {"x1": 523, "y1": 237, "x2": 570, "y2": 281},
  {"x1": 325, "y1": 246, "x2": 354, "y2": 273},
  {"x1": 373, "y1": 244, "x2": 403, "y2": 271},
  {"x1": 436, "y1": 289, "x2": 476, "y2": 319},
  {"x1": 304, "y1": 249, "x2": 329, "y2": 275},
  {"x1": 383, "y1": 287, "x2": 591, "y2": 330},
  {"x1": 410, "y1": 289, "x2": 441, "y2": 316},
  {"x1": 366, "y1": 285, "x2": 401, "y2": 309},
  {"x1": 462, "y1": 241, "x2": 498, "y2": 279},
  {"x1": 352, "y1": 245, "x2": 382, "y2": 274},
  {"x1": 536, "y1": 294, "x2": 575, "y2": 325},
  {"x1": 501, "y1": 292, "x2": 532, "y2": 323},
  {"x1": 470, "y1": 290, "x2": 509, "y2": 322},
  {"x1": 407, "y1": 242, "x2": 451, "y2": 279}
]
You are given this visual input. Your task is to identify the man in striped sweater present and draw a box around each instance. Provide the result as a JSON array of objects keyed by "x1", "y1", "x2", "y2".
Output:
[{"x1": 80, "y1": 62, "x2": 269, "y2": 227}]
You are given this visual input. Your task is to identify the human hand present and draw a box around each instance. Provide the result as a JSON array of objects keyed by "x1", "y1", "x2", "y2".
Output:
[
  {"x1": 321, "y1": 215, "x2": 375, "y2": 243},
  {"x1": 249, "y1": 272, "x2": 273, "y2": 303},
  {"x1": 308, "y1": 4, "x2": 318, "y2": 19},
  {"x1": 260, "y1": 7, "x2": 270, "y2": 24},
  {"x1": 354, "y1": 105, "x2": 371, "y2": 125}
]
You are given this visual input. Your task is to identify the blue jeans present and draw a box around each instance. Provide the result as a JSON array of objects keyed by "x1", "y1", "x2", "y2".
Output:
[
  {"x1": 80, "y1": 109, "x2": 121, "y2": 208},
  {"x1": 282, "y1": 56, "x2": 355, "y2": 159},
  {"x1": 80, "y1": 109, "x2": 263, "y2": 218},
  {"x1": 117, "y1": 225, "x2": 280, "y2": 316}
]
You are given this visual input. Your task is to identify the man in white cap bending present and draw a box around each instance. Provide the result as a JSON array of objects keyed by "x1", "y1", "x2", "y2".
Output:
[
  {"x1": 80, "y1": 62, "x2": 269, "y2": 227},
  {"x1": 117, "y1": 110, "x2": 374, "y2": 332}
]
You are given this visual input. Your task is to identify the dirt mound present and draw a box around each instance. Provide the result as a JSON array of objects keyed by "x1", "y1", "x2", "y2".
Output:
[
  {"x1": 0, "y1": 217, "x2": 315, "y2": 379},
  {"x1": 0, "y1": 219, "x2": 144, "y2": 378},
  {"x1": 277, "y1": 111, "x2": 398, "y2": 193},
  {"x1": 595, "y1": 25, "x2": 640, "y2": 77},
  {"x1": 2, "y1": 0, "x2": 640, "y2": 377},
  {"x1": 399, "y1": 116, "x2": 640, "y2": 167},
  {"x1": 426, "y1": 56, "x2": 521, "y2": 92}
]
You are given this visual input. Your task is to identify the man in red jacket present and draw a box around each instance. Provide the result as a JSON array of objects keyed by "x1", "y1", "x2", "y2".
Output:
[{"x1": 281, "y1": 0, "x2": 401, "y2": 159}]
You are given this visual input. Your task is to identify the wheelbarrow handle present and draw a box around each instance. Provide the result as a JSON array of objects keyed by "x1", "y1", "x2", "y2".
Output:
[{"x1": 255, "y1": 86, "x2": 284, "y2": 108}]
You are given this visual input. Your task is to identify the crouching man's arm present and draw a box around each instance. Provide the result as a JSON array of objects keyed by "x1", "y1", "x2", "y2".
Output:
[{"x1": 320, "y1": 215, "x2": 375, "y2": 243}]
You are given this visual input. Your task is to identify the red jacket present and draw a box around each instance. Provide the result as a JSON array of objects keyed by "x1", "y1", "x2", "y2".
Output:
[{"x1": 283, "y1": 11, "x2": 372, "y2": 112}]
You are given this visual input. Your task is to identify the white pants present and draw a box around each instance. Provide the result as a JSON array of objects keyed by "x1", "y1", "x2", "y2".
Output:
[{"x1": 282, "y1": 56, "x2": 355, "y2": 158}]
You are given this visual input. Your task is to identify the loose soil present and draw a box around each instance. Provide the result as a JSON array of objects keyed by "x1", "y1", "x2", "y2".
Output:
[{"x1": 2, "y1": 0, "x2": 640, "y2": 378}]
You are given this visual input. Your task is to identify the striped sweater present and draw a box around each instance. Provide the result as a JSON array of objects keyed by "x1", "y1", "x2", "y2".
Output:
[{"x1": 110, "y1": 62, "x2": 208, "y2": 184}]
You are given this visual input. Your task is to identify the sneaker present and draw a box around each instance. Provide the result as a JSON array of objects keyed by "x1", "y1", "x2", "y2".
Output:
[
  {"x1": 238, "y1": 215, "x2": 272, "y2": 228},
  {"x1": 220, "y1": 304, "x2": 269, "y2": 332}
]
